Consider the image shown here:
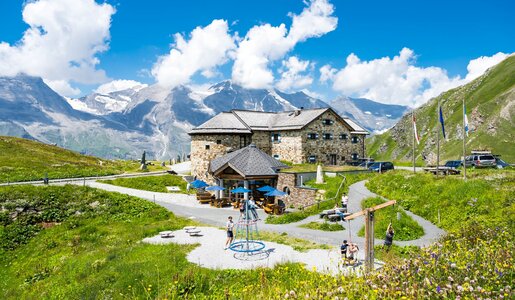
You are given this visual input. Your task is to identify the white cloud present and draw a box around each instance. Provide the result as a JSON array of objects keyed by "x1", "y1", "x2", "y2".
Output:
[
  {"x1": 325, "y1": 49, "x2": 511, "y2": 107},
  {"x1": 0, "y1": 0, "x2": 115, "y2": 96},
  {"x1": 44, "y1": 79, "x2": 81, "y2": 96},
  {"x1": 464, "y1": 52, "x2": 509, "y2": 81},
  {"x1": 319, "y1": 64, "x2": 337, "y2": 83},
  {"x1": 151, "y1": 19, "x2": 236, "y2": 89},
  {"x1": 276, "y1": 56, "x2": 313, "y2": 91},
  {"x1": 232, "y1": 0, "x2": 337, "y2": 89},
  {"x1": 95, "y1": 80, "x2": 148, "y2": 94}
]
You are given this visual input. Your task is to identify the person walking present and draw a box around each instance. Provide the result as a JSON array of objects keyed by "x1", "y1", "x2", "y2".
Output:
[
  {"x1": 384, "y1": 223, "x2": 395, "y2": 252},
  {"x1": 224, "y1": 216, "x2": 234, "y2": 250},
  {"x1": 340, "y1": 240, "x2": 349, "y2": 265},
  {"x1": 341, "y1": 194, "x2": 349, "y2": 212}
]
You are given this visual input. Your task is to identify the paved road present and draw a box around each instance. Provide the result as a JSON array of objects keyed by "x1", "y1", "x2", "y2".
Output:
[
  {"x1": 395, "y1": 166, "x2": 424, "y2": 172},
  {"x1": 74, "y1": 179, "x2": 445, "y2": 249}
]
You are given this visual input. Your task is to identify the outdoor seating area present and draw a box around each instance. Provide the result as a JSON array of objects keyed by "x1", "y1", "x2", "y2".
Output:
[{"x1": 320, "y1": 207, "x2": 350, "y2": 222}]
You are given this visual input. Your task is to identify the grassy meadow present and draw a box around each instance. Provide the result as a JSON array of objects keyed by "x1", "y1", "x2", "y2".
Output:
[
  {"x1": 99, "y1": 174, "x2": 190, "y2": 194},
  {"x1": 0, "y1": 136, "x2": 168, "y2": 183},
  {"x1": 298, "y1": 221, "x2": 345, "y2": 231}
]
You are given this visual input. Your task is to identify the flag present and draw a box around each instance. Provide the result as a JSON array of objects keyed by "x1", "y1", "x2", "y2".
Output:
[
  {"x1": 464, "y1": 104, "x2": 469, "y2": 137},
  {"x1": 412, "y1": 113, "x2": 420, "y2": 144},
  {"x1": 439, "y1": 106, "x2": 446, "y2": 139}
]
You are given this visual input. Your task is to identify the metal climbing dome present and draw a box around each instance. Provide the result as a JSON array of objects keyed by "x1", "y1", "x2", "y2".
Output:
[{"x1": 229, "y1": 200, "x2": 267, "y2": 260}]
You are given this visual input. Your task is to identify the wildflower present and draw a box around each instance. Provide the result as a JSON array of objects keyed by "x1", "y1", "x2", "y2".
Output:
[
  {"x1": 450, "y1": 263, "x2": 457, "y2": 268},
  {"x1": 448, "y1": 276, "x2": 454, "y2": 282},
  {"x1": 457, "y1": 285, "x2": 463, "y2": 293},
  {"x1": 436, "y1": 286, "x2": 441, "y2": 293},
  {"x1": 337, "y1": 287, "x2": 344, "y2": 293},
  {"x1": 289, "y1": 290, "x2": 296, "y2": 298}
]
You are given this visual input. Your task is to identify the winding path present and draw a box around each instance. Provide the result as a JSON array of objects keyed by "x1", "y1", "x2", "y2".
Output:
[{"x1": 79, "y1": 179, "x2": 445, "y2": 249}]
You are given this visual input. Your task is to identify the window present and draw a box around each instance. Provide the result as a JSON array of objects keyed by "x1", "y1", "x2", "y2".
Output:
[
  {"x1": 283, "y1": 186, "x2": 291, "y2": 195},
  {"x1": 339, "y1": 133, "x2": 348, "y2": 140},
  {"x1": 323, "y1": 133, "x2": 333, "y2": 140},
  {"x1": 205, "y1": 144, "x2": 210, "y2": 150},
  {"x1": 351, "y1": 153, "x2": 359, "y2": 160},
  {"x1": 351, "y1": 136, "x2": 359, "y2": 144},
  {"x1": 240, "y1": 135, "x2": 250, "y2": 148},
  {"x1": 323, "y1": 119, "x2": 334, "y2": 125},
  {"x1": 307, "y1": 133, "x2": 318, "y2": 140},
  {"x1": 271, "y1": 133, "x2": 281, "y2": 143},
  {"x1": 216, "y1": 140, "x2": 222, "y2": 144},
  {"x1": 273, "y1": 154, "x2": 280, "y2": 160},
  {"x1": 308, "y1": 155, "x2": 317, "y2": 163}
]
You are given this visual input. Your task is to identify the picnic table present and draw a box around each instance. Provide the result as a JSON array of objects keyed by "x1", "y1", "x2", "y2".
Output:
[{"x1": 423, "y1": 167, "x2": 461, "y2": 175}]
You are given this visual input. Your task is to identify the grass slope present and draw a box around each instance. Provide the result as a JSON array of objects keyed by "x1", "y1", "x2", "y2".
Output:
[
  {"x1": 298, "y1": 221, "x2": 345, "y2": 231},
  {"x1": 366, "y1": 169, "x2": 515, "y2": 233},
  {"x1": 99, "y1": 175, "x2": 190, "y2": 194},
  {"x1": 368, "y1": 55, "x2": 515, "y2": 163},
  {"x1": 0, "y1": 136, "x2": 166, "y2": 183}
]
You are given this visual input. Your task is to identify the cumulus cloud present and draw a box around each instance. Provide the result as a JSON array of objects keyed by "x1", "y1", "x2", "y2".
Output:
[
  {"x1": 464, "y1": 52, "x2": 509, "y2": 81},
  {"x1": 276, "y1": 56, "x2": 314, "y2": 91},
  {"x1": 324, "y1": 49, "x2": 510, "y2": 107},
  {"x1": 0, "y1": 0, "x2": 115, "y2": 96},
  {"x1": 95, "y1": 80, "x2": 148, "y2": 94},
  {"x1": 232, "y1": 0, "x2": 337, "y2": 89},
  {"x1": 151, "y1": 19, "x2": 236, "y2": 89},
  {"x1": 43, "y1": 79, "x2": 81, "y2": 96}
]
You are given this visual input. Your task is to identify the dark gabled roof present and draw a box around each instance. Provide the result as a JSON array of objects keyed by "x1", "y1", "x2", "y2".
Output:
[
  {"x1": 189, "y1": 107, "x2": 369, "y2": 135},
  {"x1": 209, "y1": 144, "x2": 289, "y2": 178}
]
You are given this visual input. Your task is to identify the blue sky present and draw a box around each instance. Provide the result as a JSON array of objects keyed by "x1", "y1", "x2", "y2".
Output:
[{"x1": 0, "y1": 0, "x2": 513, "y2": 106}]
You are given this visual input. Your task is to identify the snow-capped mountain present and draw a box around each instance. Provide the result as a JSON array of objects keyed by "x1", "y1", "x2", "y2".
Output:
[
  {"x1": 330, "y1": 96, "x2": 409, "y2": 133},
  {"x1": 0, "y1": 75, "x2": 407, "y2": 159}
]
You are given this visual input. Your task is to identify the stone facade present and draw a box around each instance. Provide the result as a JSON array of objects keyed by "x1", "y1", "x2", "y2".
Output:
[
  {"x1": 190, "y1": 133, "x2": 251, "y2": 182},
  {"x1": 276, "y1": 172, "x2": 318, "y2": 207}
]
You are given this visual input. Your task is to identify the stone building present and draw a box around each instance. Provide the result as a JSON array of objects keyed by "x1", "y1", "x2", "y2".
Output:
[{"x1": 189, "y1": 107, "x2": 368, "y2": 181}]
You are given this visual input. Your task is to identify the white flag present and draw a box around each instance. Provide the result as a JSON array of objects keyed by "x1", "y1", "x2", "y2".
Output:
[{"x1": 412, "y1": 113, "x2": 420, "y2": 144}]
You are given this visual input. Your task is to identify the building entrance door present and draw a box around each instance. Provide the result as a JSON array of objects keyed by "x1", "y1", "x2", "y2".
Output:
[{"x1": 329, "y1": 154, "x2": 337, "y2": 165}]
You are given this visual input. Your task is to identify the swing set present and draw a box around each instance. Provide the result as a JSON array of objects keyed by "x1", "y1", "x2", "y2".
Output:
[{"x1": 344, "y1": 200, "x2": 397, "y2": 272}]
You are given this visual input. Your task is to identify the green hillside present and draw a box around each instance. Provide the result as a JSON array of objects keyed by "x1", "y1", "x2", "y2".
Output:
[
  {"x1": 0, "y1": 136, "x2": 140, "y2": 183},
  {"x1": 367, "y1": 55, "x2": 515, "y2": 163}
]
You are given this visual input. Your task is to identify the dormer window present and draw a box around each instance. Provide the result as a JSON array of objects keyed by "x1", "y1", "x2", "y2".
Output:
[
  {"x1": 323, "y1": 133, "x2": 333, "y2": 140},
  {"x1": 307, "y1": 133, "x2": 318, "y2": 140},
  {"x1": 323, "y1": 119, "x2": 334, "y2": 125},
  {"x1": 339, "y1": 134, "x2": 348, "y2": 140}
]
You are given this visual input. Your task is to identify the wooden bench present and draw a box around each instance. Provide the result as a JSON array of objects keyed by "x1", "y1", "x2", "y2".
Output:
[{"x1": 159, "y1": 231, "x2": 174, "y2": 238}]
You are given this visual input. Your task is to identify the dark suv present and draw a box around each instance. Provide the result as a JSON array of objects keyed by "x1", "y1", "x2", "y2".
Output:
[
  {"x1": 444, "y1": 160, "x2": 462, "y2": 169},
  {"x1": 464, "y1": 155, "x2": 496, "y2": 168},
  {"x1": 368, "y1": 162, "x2": 394, "y2": 172}
]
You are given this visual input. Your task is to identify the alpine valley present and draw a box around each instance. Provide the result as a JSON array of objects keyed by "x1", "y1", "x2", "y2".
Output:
[{"x1": 0, "y1": 76, "x2": 408, "y2": 159}]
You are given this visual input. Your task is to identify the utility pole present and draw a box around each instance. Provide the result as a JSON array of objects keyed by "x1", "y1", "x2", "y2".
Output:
[{"x1": 463, "y1": 98, "x2": 467, "y2": 180}]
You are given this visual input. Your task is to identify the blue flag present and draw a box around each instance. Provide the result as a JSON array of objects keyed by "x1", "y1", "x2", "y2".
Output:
[
  {"x1": 439, "y1": 106, "x2": 446, "y2": 139},
  {"x1": 464, "y1": 104, "x2": 469, "y2": 136}
]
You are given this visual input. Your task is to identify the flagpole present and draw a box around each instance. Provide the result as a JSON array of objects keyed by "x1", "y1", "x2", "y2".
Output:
[
  {"x1": 463, "y1": 98, "x2": 467, "y2": 180},
  {"x1": 412, "y1": 110, "x2": 416, "y2": 173},
  {"x1": 436, "y1": 99, "x2": 440, "y2": 178}
]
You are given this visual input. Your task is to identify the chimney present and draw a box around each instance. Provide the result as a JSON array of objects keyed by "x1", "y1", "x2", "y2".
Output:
[{"x1": 294, "y1": 109, "x2": 301, "y2": 116}]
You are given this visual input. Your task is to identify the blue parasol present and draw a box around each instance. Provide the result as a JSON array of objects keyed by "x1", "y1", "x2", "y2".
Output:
[
  {"x1": 191, "y1": 179, "x2": 208, "y2": 188},
  {"x1": 257, "y1": 185, "x2": 275, "y2": 192},
  {"x1": 265, "y1": 189, "x2": 287, "y2": 197},
  {"x1": 206, "y1": 185, "x2": 225, "y2": 191},
  {"x1": 231, "y1": 187, "x2": 252, "y2": 193}
]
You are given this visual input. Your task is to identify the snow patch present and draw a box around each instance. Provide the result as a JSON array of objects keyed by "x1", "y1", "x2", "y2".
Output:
[{"x1": 65, "y1": 97, "x2": 99, "y2": 114}]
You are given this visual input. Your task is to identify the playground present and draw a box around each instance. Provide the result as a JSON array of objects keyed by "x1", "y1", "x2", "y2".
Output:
[{"x1": 143, "y1": 226, "x2": 374, "y2": 275}]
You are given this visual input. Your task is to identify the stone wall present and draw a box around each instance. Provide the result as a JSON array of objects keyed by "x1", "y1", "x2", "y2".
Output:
[
  {"x1": 190, "y1": 134, "x2": 251, "y2": 183},
  {"x1": 269, "y1": 131, "x2": 304, "y2": 164},
  {"x1": 276, "y1": 172, "x2": 318, "y2": 207},
  {"x1": 301, "y1": 110, "x2": 366, "y2": 165}
]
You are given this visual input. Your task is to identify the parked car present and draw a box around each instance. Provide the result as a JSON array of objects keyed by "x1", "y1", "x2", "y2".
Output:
[
  {"x1": 368, "y1": 162, "x2": 394, "y2": 172},
  {"x1": 359, "y1": 161, "x2": 375, "y2": 169},
  {"x1": 495, "y1": 157, "x2": 511, "y2": 169},
  {"x1": 444, "y1": 160, "x2": 462, "y2": 169},
  {"x1": 464, "y1": 154, "x2": 496, "y2": 168}
]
